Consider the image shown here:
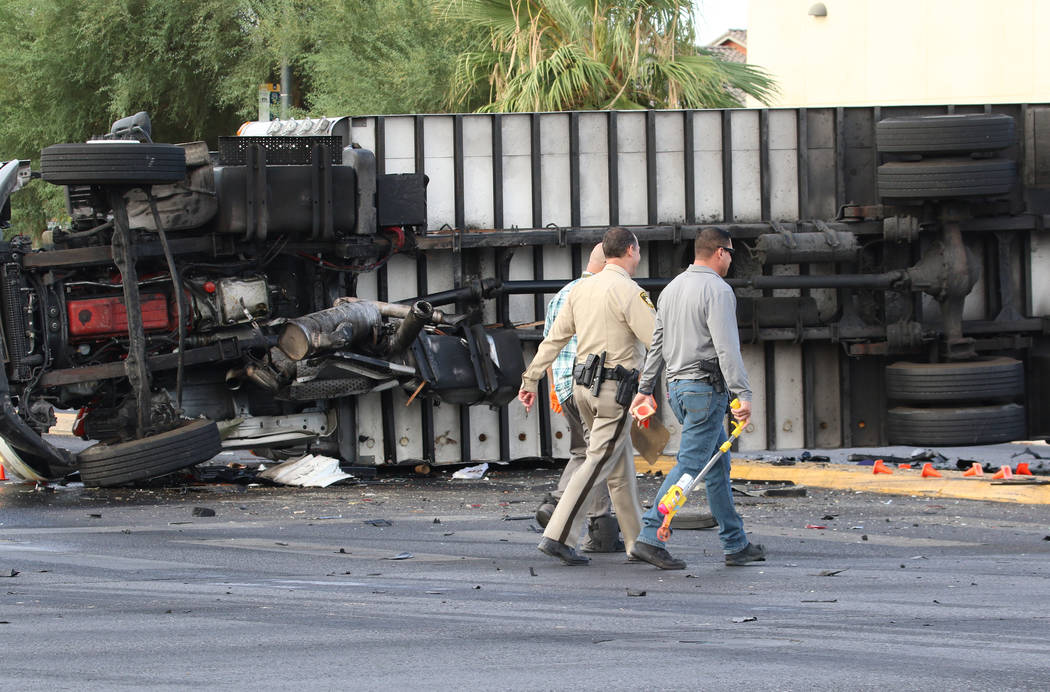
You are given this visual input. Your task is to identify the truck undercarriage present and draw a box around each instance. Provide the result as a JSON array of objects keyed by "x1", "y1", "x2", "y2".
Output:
[{"x1": 0, "y1": 114, "x2": 522, "y2": 486}]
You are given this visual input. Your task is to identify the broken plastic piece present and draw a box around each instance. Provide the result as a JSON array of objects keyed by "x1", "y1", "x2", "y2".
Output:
[
  {"x1": 256, "y1": 454, "x2": 353, "y2": 487},
  {"x1": 451, "y1": 462, "x2": 489, "y2": 480}
]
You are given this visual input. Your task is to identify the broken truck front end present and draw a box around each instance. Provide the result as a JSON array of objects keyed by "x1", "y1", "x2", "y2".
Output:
[{"x1": 0, "y1": 114, "x2": 523, "y2": 486}]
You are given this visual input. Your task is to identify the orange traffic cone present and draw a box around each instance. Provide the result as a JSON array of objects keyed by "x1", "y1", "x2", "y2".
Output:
[
  {"x1": 962, "y1": 463, "x2": 984, "y2": 477},
  {"x1": 898, "y1": 463, "x2": 913, "y2": 469},
  {"x1": 872, "y1": 459, "x2": 892, "y2": 475},
  {"x1": 920, "y1": 462, "x2": 942, "y2": 478},
  {"x1": 1015, "y1": 462, "x2": 1033, "y2": 476},
  {"x1": 992, "y1": 465, "x2": 1013, "y2": 480},
  {"x1": 0, "y1": 463, "x2": 6, "y2": 481}
]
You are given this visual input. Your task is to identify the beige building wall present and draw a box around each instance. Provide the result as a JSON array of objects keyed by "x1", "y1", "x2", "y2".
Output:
[{"x1": 748, "y1": 0, "x2": 1050, "y2": 107}]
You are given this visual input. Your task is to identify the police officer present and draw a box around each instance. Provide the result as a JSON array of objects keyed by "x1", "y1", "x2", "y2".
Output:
[
  {"x1": 518, "y1": 228, "x2": 656, "y2": 565},
  {"x1": 629, "y1": 227, "x2": 765, "y2": 570},
  {"x1": 535, "y1": 244, "x2": 624, "y2": 553}
]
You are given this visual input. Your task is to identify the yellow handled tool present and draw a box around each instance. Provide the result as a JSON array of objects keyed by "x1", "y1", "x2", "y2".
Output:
[{"x1": 656, "y1": 399, "x2": 747, "y2": 542}]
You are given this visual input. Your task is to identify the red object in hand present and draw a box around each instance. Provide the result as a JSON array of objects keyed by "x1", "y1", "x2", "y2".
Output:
[{"x1": 631, "y1": 401, "x2": 655, "y2": 428}]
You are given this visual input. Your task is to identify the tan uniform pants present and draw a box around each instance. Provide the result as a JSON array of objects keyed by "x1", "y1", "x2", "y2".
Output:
[
  {"x1": 552, "y1": 394, "x2": 613, "y2": 518},
  {"x1": 542, "y1": 383, "x2": 642, "y2": 553}
]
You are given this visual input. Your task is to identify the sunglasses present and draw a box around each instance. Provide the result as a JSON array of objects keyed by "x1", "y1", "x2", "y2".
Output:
[{"x1": 720, "y1": 246, "x2": 735, "y2": 257}]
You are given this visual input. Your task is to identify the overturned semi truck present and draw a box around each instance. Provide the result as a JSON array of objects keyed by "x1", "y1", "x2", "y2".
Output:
[{"x1": 2, "y1": 106, "x2": 1050, "y2": 486}]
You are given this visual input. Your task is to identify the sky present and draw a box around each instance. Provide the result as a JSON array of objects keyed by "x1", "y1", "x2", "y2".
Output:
[{"x1": 694, "y1": 0, "x2": 749, "y2": 45}]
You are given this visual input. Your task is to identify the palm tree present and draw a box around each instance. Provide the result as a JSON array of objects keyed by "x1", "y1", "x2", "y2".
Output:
[{"x1": 435, "y1": 0, "x2": 777, "y2": 112}]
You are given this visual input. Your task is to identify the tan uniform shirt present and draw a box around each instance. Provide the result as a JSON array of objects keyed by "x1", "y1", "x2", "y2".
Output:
[{"x1": 521, "y1": 264, "x2": 656, "y2": 392}]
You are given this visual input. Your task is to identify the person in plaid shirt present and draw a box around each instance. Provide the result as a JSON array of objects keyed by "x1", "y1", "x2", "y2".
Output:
[{"x1": 534, "y1": 244, "x2": 623, "y2": 552}]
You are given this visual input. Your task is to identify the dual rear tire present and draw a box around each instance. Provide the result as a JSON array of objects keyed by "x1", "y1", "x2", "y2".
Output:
[{"x1": 884, "y1": 358, "x2": 1025, "y2": 446}]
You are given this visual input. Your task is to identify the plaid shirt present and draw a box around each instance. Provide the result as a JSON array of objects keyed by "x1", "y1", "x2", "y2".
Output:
[{"x1": 544, "y1": 273, "x2": 593, "y2": 403}]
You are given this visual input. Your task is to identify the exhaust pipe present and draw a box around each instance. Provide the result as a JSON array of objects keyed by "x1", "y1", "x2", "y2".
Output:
[
  {"x1": 225, "y1": 368, "x2": 244, "y2": 390},
  {"x1": 244, "y1": 363, "x2": 280, "y2": 392},
  {"x1": 386, "y1": 300, "x2": 433, "y2": 356}
]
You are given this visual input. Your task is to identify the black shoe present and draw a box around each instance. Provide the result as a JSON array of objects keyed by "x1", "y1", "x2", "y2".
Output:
[
  {"x1": 581, "y1": 515, "x2": 624, "y2": 552},
  {"x1": 538, "y1": 537, "x2": 590, "y2": 566},
  {"x1": 535, "y1": 495, "x2": 557, "y2": 528},
  {"x1": 582, "y1": 536, "x2": 626, "y2": 553},
  {"x1": 725, "y1": 542, "x2": 766, "y2": 566},
  {"x1": 629, "y1": 542, "x2": 686, "y2": 570}
]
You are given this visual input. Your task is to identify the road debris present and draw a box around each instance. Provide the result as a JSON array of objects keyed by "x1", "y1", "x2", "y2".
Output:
[
  {"x1": 627, "y1": 589, "x2": 646, "y2": 597},
  {"x1": 732, "y1": 482, "x2": 807, "y2": 498},
  {"x1": 256, "y1": 454, "x2": 353, "y2": 487},
  {"x1": 451, "y1": 463, "x2": 489, "y2": 480},
  {"x1": 364, "y1": 519, "x2": 392, "y2": 527},
  {"x1": 731, "y1": 616, "x2": 757, "y2": 623},
  {"x1": 818, "y1": 569, "x2": 848, "y2": 576},
  {"x1": 1012, "y1": 446, "x2": 1049, "y2": 460},
  {"x1": 383, "y1": 552, "x2": 413, "y2": 560},
  {"x1": 1, "y1": 569, "x2": 18, "y2": 577},
  {"x1": 191, "y1": 507, "x2": 216, "y2": 517}
]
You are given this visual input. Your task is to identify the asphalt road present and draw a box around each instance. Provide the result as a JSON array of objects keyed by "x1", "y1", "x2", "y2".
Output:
[{"x1": 1, "y1": 460, "x2": 1049, "y2": 691}]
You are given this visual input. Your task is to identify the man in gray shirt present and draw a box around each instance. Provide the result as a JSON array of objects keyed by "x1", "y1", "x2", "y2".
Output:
[{"x1": 628, "y1": 227, "x2": 766, "y2": 570}]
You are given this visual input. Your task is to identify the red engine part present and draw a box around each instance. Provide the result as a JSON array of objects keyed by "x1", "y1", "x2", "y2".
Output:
[{"x1": 67, "y1": 293, "x2": 173, "y2": 339}]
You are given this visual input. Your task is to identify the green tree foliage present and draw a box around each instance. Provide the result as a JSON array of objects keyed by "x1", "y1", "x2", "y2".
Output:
[
  {"x1": 437, "y1": 0, "x2": 777, "y2": 112},
  {"x1": 0, "y1": 0, "x2": 265, "y2": 236},
  {"x1": 300, "y1": 0, "x2": 480, "y2": 116}
]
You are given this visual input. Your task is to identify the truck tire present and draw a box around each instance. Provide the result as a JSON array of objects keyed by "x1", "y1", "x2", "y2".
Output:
[
  {"x1": 877, "y1": 158, "x2": 1015, "y2": 199},
  {"x1": 40, "y1": 143, "x2": 187, "y2": 186},
  {"x1": 886, "y1": 403, "x2": 1025, "y2": 446},
  {"x1": 78, "y1": 419, "x2": 221, "y2": 487},
  {"x1": 876, "y1": 113, "x2": 1015, "y2": 155},
  {"x1": 885, "y1": 357, "x2": 1023, "y2": 404}
]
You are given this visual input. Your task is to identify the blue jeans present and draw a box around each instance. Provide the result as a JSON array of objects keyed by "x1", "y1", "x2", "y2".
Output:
[{"x1": 636, "y1": 380, "x2": 748, "y2": 554}]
